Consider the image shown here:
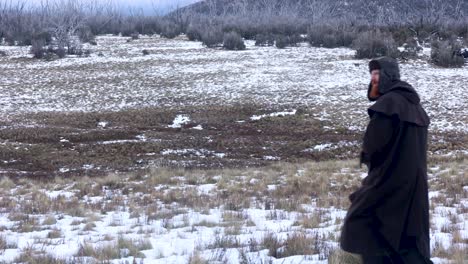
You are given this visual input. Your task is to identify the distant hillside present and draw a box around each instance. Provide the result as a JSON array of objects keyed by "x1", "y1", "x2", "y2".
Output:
[{"x1": 172, "y1": 0, "x2": 467, "y2": 24}]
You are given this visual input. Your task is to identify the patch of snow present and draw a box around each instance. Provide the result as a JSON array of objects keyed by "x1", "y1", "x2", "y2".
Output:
[
  {"x1": 59, "y1": 168, "x2": 70, "y2": 173},
  {"x1": 250, "y1": 109, "x2": 297, "y2": 121},
  {"x1": 214, "y1": 153, "x2": 226, "y2": 158},
  {"x1": 97, "y1": 121, "x2": 109, "y2": 128},
  {"x1": 168, "y1": 115, "x2": 190, "y2": 128},
  {"x1": 263, "y1": 155, "x2": 281, "y2": 161},
  {"x1": 161, "y1": 148, "x2": 225, "y2": 159},
  {"x1": 303, "y1": 141, "x2": 359, "y2": 152},
  {"x1": 312, "y1": 143, "x2": 333, "y2": 151},
  {"x1": 46, "y1": 190, "x2": 75, "y2": 199},
  {"x1": 198, "y1": 184, "x2": 216, "y2": 194},
  {"x1": 82, "y1": 164, "x2": 94, "y2": 169}
]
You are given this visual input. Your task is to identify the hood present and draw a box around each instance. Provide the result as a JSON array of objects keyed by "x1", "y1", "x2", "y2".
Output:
[
  {"x1": 367, "y1": 57, "x2": 430, "y2": 127},
  {"x1": 367, "y1": 57, "x2": 420, "y2": 105}
]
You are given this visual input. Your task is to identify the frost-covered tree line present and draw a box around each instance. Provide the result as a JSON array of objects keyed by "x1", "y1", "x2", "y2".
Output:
[
  {"x1": 0, "y1": 0, "x2": 467, "y2": 66},
  {"x1": 0, "y1": 0, "x2": 167, "y2": 58}
]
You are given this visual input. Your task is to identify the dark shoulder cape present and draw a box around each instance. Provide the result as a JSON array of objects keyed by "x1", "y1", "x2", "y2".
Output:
[{"x1": 368, "y1": 82, "x2": 430, "y2": 127}]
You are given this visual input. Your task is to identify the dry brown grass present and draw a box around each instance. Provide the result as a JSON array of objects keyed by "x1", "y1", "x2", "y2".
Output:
[
  {"x1": 281, "y1": 232, "x2": 317, "y2": 257},
  {"x1": 261, "y1": 232, "x2": 283, "y2": 258},
  {"x1": 296, "y1": 212, "x2": 322, "y2": 229},
  {"x1": 0, "y1": 104, "x2": 364, "y2": 177},
  {"x1": 205, "y1": 233, "x2": 242, "y2": 249},
  {"x1": 0, "y1": 235, "x2": 18, "y2": 252},
  {"x1": 2, "y1": 103, "x2": 465, "y2": 179},
  {"x1": 47, "y1": 228, "x2": 62, "y2": 239},
  {"x1": 0, "y1": 155, "x2": 465, "y2": 262},
  {"x1": 188, "y1": 251, "x2": 209, "y2": 264},
  {"x1": 328, "y1": 249, "x2": 363, "y2": 264}
]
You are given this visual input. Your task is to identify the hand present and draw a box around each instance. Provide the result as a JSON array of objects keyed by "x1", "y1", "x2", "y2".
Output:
[{"x1": 360, "y1": 151, "x2": 370, "y2": 168}]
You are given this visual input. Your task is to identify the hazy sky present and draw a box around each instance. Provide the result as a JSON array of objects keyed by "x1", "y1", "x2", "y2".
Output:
[
  {"x1": 116, "y1": 0, "x2": 200, "y2": 14},
  {"x1": 27, "y1": 0, "x2": 201, "y2": 14},
  {"x1": 116, "y1": 0, "x2": 199, "y2": 9}
]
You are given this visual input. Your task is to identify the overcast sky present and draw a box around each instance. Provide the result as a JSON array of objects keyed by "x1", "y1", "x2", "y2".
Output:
[
  {"x1": 116, "y1": 0, "x2": 199, "y2": 10},
  {"x1": 27, "y1": 0, "x2": 201, "y2": 14}
]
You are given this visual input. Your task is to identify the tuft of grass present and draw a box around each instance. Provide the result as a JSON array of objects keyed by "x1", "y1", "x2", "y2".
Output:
[
  {"x1": 47, "y1": 228, "x2": 62, "y2": 239},
  {"x1": 42, "y1": 215, "x2": 57, "y2": 225},
  {"x1": 188, "y1": 251, "x2": 209, "y2": 264},
  {"x1": 261, "y1": 232, "x2": 283, "y2": 258},
  {"x1": 328, "y1": 249, "x2": 362, "y2": 264},
  {"x1": 296, "y1": 212, "x2": 322, "y2": 229},
  {"x1": 0, "y1": 235, "x2": 18, "y2": 251},
  {"x1": 448, "y1": 245, "x2": 468, "y2": 264},
  {"x1": 76, "y1": 242, "x2": 120, "y2": 261},
  {"x1": 205, "y1": 233, "x2": 241, "y2": 249},
  {"x1": 82, "y1": 222, "x2": 96, "y2": 232},
  {"x1": 0, "y1": 177, "x2": 15, "y2": 190},
  {"x1": 280, "y1": 232, "x2": 316, "y2": 258},
  {"x1": 117, "y1": 235, "x2": 152, "y2": 258}
]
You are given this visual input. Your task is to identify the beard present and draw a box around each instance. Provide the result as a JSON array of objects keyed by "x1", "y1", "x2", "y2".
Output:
[{"x1": 369, "y1": 83, "x2": 380, "y2": 99}]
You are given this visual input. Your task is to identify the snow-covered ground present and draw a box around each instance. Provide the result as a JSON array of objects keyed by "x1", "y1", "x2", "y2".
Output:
[
  {"x1": 0, "y1": 35, "x2": 467, "y2": 133},
  {"x1": 0, "y1": 159, "x2": 466, "y2": 263},
  {"x1": 0, "y1": 35, "x2": 466, "y2": 263}
]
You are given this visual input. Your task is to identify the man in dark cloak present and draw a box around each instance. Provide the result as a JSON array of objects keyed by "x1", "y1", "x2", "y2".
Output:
[{"x1": 340, "y1": 57, "x2": 433, "y2": 264}]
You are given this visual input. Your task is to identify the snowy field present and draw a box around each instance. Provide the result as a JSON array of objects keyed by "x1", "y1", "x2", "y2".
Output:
[
  {"x1": 0, "y1": 35, "x2": 467, "y2": 263},
  {"x1": 0, "y1": 35, "x2": 467, "y2": 133},
  {"x1": 0, "y1": 159, "x2": 466, "y2": 264},
  {"x1": 0, "y1": 35, "x2": 466, "y2": 176}
]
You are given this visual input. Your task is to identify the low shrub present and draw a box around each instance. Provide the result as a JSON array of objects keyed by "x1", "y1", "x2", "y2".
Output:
[
  {"x1": 223, "y1": 31, "x2": 246, "y2": 50},
  {"x1": 353, "y1": 30, "x2": 399, "y2": 59},
  {"x1": 201, "y1": 27, "x2": 223, "y2": 48},
  {"x1": 255, "y1": 33, "x2": 275, "y2": 46},
  {"x1": 431, "y1": 39, "x2": 465, "y2": 68},
  {"x1": 275, "y1": 35, "x2": 289, "y2": 49}
]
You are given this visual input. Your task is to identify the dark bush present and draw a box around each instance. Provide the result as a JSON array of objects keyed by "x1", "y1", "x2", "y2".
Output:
[
  {"x1": 223, "y1": 31, "x2": 246, "y2": 50},
  {"x1": 55, "y1": 48, "x2": 66, "y2": 58},
  {"x1": 30, "y1": 38, "x2": 46, "y2": 59},
  {"x1": 451, "y1": 23, "x2": 468, "y2": 40},
  {"x1": 67, "y1": 45, "x2": 83, "y2": 56},
  {"x1": 77, "y1": 27, "x2": 96, "y2": 44},
  {"x1": 223, "y1": 18, "x2": 259, "y2": 40},
  {"x1": 3, "y1": 33, "x2": 16, "y2": 46},
  {"x1": 160, "y1": 22, "x2": 180, "y2": 39},
  {"x1": 460, "y1": 49, "x2": 468, "y2": 59},
  {"x1": 275, "y1": 35, "x2": 289, "y2": 49},
  {"x1": 121, "y1": 27, "x2": 135, "y2": 37},
  {"x1": 0, "y1": 50, "x2": 7, "y2": 57},
  {"x1": 390, "y1": 27, "x2": 416, "y2": 46},
  {"x1": 201, "y1": 27, "x2": 223, "y2": 48},
  {"x1": 270, "y1": 19, "x2": 304, "y2": 37},
  {"x1": 308, "y1": 26, "x2": 355, "y2": 48},
  {"x1": 82, "y1": 49, "x2": 92, "y2": 57},
  {"x1": 353, "y1": 30, "x2": 399, "y2": 59},
  {"x1": 186, "y1": 25, "x2": 202, "y2": 41},
  {"x1": 142, "y1": 49, "x2": 150, "y2": 56},
  {"x1": 400, "y1": 37, "x2": 423, "y2": 58},
  {"x1": 255, "y1": 33, "x2": 275, "y2": 46},
  {"x1": 33, "y1": 31, "x2": 52, "y2": 45},
  {"x1": 431, "y1": 39, "x2": 465, "y2": 68},
  {"x1": 288, "y1": 34, "x2": 303, "y2": 47},
  {"x1": 131, "y1": 32, "x2": 139, "y2": 40},
  {"x1": 44, "y1": 51, "x2": 59, "y2": 61}
]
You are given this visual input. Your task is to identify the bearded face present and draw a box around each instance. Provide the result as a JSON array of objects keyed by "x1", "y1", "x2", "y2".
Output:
[{"x1": 370, "y1": 69, "x2": 380, "y2": 99}]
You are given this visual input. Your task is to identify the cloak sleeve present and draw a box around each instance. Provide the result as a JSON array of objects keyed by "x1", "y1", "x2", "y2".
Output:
[
  {"x1": 351, "y1": 111, "x2": 399, "y2": 207},
  {"x1": 359, "y1": 111, "x2": 396, "y2": 169}
]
